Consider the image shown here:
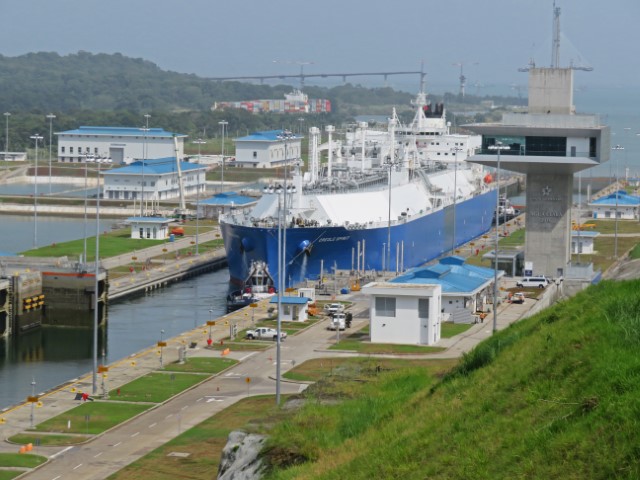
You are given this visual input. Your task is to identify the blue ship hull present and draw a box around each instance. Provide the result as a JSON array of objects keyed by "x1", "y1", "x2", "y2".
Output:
[{"x1": 220, "y1": 189, "x2": 497, "y2": 288}]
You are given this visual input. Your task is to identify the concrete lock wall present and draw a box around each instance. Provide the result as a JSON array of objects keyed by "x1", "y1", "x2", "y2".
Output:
[{"x1": 525, "y1": 173, "x2": 573, "y2": 278}]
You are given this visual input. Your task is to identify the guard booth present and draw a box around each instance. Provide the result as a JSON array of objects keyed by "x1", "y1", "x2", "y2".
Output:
[
  {"x1": 482, "y1": 248, "x2": 525, "y2": 277},
  {"x1": 126, "y1": 217, "x2": 172, "y2": 240}
]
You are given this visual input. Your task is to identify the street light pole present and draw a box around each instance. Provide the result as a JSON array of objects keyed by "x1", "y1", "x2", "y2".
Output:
[
  {"x1": 159, "y1": 329, "x2": 165, "y2": 368},
  {"x1": 488, "y1": 142, "x2": 510, "y2": 333},
  {"x1": 46, "y1": 113, "x2": 56, "y2": 194},
  {"x1": 193, "y1": 139, "x2": 207, "y2": 256},
  {"x1": 386, "y1": 116, "x2": 397, "y2": 274},
  {"x1": 92, "y1": 160, "x2": 102, "y2": 395},
  {"x1": 3, "y1": 112, "x2": 9, "y2": 159},
  {"x1": 612, "y1": 144, "x2": 624, "y2": 258},
  {"x1": 451, "y1": 146, "x2": 463, "y2": 252},
  {"x1": 276, "y1": 189, "x2": 283, "y2": 405},
  {"x1": 30, "y1": 134, "x2": 43, "y2": 249},
  {"x1": 141, "y1": 117, "x2": 150, "y2": 217},
  {"x1": 219, "y1": 120, "x2": 228, "y2": 192},
  {"x1": 30, "y1": 378, "x2": 36, "y2": 428}
]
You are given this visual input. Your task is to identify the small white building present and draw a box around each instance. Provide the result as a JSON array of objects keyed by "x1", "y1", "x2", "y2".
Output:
[
  {"x1": 362, "y1": 282, "x2": 442, "y2": 346},
  {"x1": 102, "y1": 157, "x2": 206, "y2": 203},
  {"x1": 56, "y1": 126, "x2": 187, "y2": 164},
  {"x1": 571, "y1": 231, "x2": 599, "y2": 254},
  {"x1": 233, "y1": 130, "x2": 302, "y2": 168},
  {"x1": 589, "y1": 191, "x2": 640, "y2": 220},
  {"x1": 270, "y1": 296, "x2": 309, "y2": 322},
  {"x1": 126, "y1": 217, "x2": 172, "y2": 240}
]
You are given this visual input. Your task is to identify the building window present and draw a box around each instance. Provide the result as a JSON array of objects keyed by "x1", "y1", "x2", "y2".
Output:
[
  {"x1": 94, "y1": 147, "x2": 98, "y2": 154},
  {"x1": 70, "y1": 147, "x2": 74, "y2": 153},
  {"x1": 253, "y1": 151, "x2": 257, "y2": 158},
  {"x1": 61, "y1": 146, "x2": 65, "y2": 153},
  {"x1": 418, "y1": 298, "x2": 429, "y2": 319},
  {"x1": 375, "y1": 296, "x2": 396, "y2": 317}
]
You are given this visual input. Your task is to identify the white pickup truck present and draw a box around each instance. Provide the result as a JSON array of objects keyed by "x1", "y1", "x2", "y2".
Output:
[{"x1": 245, "y1": 327, "x2": 287, "y2": 341}]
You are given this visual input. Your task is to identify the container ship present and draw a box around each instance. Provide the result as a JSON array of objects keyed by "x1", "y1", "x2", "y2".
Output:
[{"x1": 219, "y1": 89, "x2": 497, "y2": 288}]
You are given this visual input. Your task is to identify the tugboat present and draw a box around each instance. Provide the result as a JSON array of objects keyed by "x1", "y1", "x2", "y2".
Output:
[{"x1": 226, "y1": 260, "x2": 276, "y2": 313}]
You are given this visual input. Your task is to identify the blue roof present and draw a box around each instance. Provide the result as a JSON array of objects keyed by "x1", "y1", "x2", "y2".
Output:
[
  {"x1": 235, "y1": 130, "x2": 303, "y2": 142},
  {"x1": 590, "y1": 191, "x2": 640, "y2": 206},
  {"x1": 269, "y1": 296, "x2": 309, "y2": 305},
  {"x1": 571, "y1": 230, "x2": 599, "y2": 238},
  {"x1": 57, "y1": 126, "x2": 187, "y2": 138},
  {"x1": 201, "y1": 191, "x2": 257, "y2": 206},
  {"x1": 391, "y1": 256, "x2": 496, "y2": 294},
  {"x1": 103, "y1": 158, "x2": 204, "y2": 175}
]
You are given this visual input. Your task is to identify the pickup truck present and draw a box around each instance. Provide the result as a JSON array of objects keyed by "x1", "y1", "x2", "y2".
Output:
[
  {"x1": 328, "y1": 313, "x2": 346, "y2": 331},
  {"x1": 245, "y1": 327, "x2": 287, "y2": 341}
]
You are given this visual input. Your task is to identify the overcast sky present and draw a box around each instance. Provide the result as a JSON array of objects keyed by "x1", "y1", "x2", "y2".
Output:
[{"x1": 1, "y1": 0, "x2": 638, "y2": 94}]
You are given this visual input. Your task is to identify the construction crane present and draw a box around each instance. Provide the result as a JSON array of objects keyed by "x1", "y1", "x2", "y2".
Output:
[
  {"x1": 452, "y1": 62, "x2": 478, "y2": 97},
  {"x1": 272, "y1": 60, "x2": 314, "y2": 89}
]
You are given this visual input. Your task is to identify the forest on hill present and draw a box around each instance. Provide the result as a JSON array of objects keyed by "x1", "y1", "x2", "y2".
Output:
[{"x1": 0, "y1": 51, "x2": 522, "y2": 150}]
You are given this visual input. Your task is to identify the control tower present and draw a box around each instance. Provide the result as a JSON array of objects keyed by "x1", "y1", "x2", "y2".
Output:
[{"x1": 464, "y1": 66, "x2": 610, "y2": 278}]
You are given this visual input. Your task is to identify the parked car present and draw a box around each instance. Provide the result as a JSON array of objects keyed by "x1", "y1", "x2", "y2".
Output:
[
  {"x1": 516, "y1": 276, "x2": 549, "y2": 289},
  {"x1": 245, "y1": 327, "x2": 286, "y2": 341}
]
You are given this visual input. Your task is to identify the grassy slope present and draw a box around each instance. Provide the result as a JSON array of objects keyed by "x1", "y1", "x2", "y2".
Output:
[{"x1": 264, "y1": 279, "x2": 640, "y2": 479}]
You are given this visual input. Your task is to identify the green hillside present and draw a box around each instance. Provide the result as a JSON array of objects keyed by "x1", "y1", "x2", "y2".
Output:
[{"x1": 262, "y1": 279, "x2": 640, "y2": 479}]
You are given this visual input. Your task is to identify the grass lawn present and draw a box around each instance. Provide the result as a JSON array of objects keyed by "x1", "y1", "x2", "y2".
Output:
[
  {"x1": 107, "y1": 395, "x2": 289, "y2": 480},
  {"x1": 0, "y1": 453, "x2": 47, "y2": 468},
  {"x1": 163, "y1": 357, "x2": 237, "y2": 374},
  {"x1": 8, "y1": 433, "x2": 91, "y2": 447},
  {"x1": 0, "y1": 471, "x2": 21, "y2": 480},
  {"x1": 587, "y1": 219, "x2": 640, "y2": 234},
  {"x1": 328, "y1": 329, "x2": 445, "y2": 354},
  {"x1": 109, "y1": 372, "x2": 208, "y2": 403},
  {"x1": 32, "y1": 402, "x2": 151, "y2": 435},
  {"x1": 441, "y1": 322, "x2": 473, "y2": 338},
  {"x1": 573, "y1": 236, "x2": 640, "y2": 272},
  {"x1": 283, "y1": 357, "x2": 458, "y2": 382}
]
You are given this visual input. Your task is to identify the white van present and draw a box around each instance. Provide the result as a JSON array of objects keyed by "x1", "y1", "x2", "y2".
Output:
[{"x1": 516, "y1": 276, "x2": 549, "y2": 289}]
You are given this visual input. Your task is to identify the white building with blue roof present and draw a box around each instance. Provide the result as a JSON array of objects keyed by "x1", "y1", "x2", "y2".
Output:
[
  {"x1": 56, "y1": 126, "x2": 187, "y2": 164},
  {"x1": 233, "y1": 130, "x2": 302, "y2": 168},
  {"x1": 363, "y1": 256, "x2": 501, "y2": 345},
  {"x1": 589, "y1": 191, "x2": 640, "y2": 220},
  {"x1": 102, "y1": 157, "x2": 206, "y2": 204}
]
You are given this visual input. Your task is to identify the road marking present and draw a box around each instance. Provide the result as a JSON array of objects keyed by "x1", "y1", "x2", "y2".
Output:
[
  {"x1": 181, "y1": 405, "x2": 188, "y2": 411},
  {"x1": 224, "y1": 372, "x2": 242, "y2": 377},
  {"x1": 73, "y1": 463, "x2": 83, "y2": 470},
  {"x1": 52, "y1": 476, "x2": 61, "y2": 480},
  {"x1": 196, "y1": 397, "x2": 203, "y2": 402},
  {"x1": 113, "y1": 442, "x2": 121, "y2": 447},
  {"x1": 94, "y1": 452, "x2": 103, "y2": 458},
  {"x1": 239, "y1": 352, "x2": 258, "y2": 362},
  {"x1": 131, "y1": 432, "x2": 140, "y2": 437},
  {"x1": 206, "y1": 397, "x2": 224, "y2": 403},
  {"x1": 50, "y1": 446, "x2": 74, "y2": 459},
  {"x1": 148, "y1": 422, "x2": 157, "y2": 428},
  {"x1": 166, "y1": 413, "x2": 173, "y2": 419}
]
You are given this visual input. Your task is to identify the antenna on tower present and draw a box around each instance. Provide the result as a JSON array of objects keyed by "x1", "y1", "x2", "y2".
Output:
[{"x1": 551, "y1": 1, "x2": 561, "y2": 68}]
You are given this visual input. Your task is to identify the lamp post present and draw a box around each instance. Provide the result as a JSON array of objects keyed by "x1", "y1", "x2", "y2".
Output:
[
  {"x1": 193, "y1": 139, "x2": 207, "y2": 255},
  {"x1": 208, "y1": 309, "x2": 213, "y2": 341},
  {"x1": 83, "y1": 154, "x2": 90, "y2": 267},
  {"x1": 141, "y1": 118, "x2": 150, "y2": 217},
  {"x1": 219, "y1": 120, "x2": 228, "y2": 192},
  {"x1": 3, "y1": 112, "x2": 9, "y2": 159},
  {"x1": 30, "y1": 378, "x2": 36, "y2": 428},
  {"x1": 450, "y1": 146, "x2": 464, "y2": 252},
  {"x1": 385, "y1": 116, "x2": 397, "y2": 274},
  {"x1": 92, "y1": 160, "x2": 102, "y2": 394},
  {"x1": 30, "y1": 134, "x2": 43, "y2": 249},
  {"x1": 46, "y1": 114, "x2": 56, "y2": 194},
  {"x1": 612, "y1": 144, "x2": 624, "y2": 258},
  {"x1": 275, "y1": 186, "x2": 283, "y2": 405},
  {"x1": 488, "y1": 142, "x2": 510, "y2": 333}
]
